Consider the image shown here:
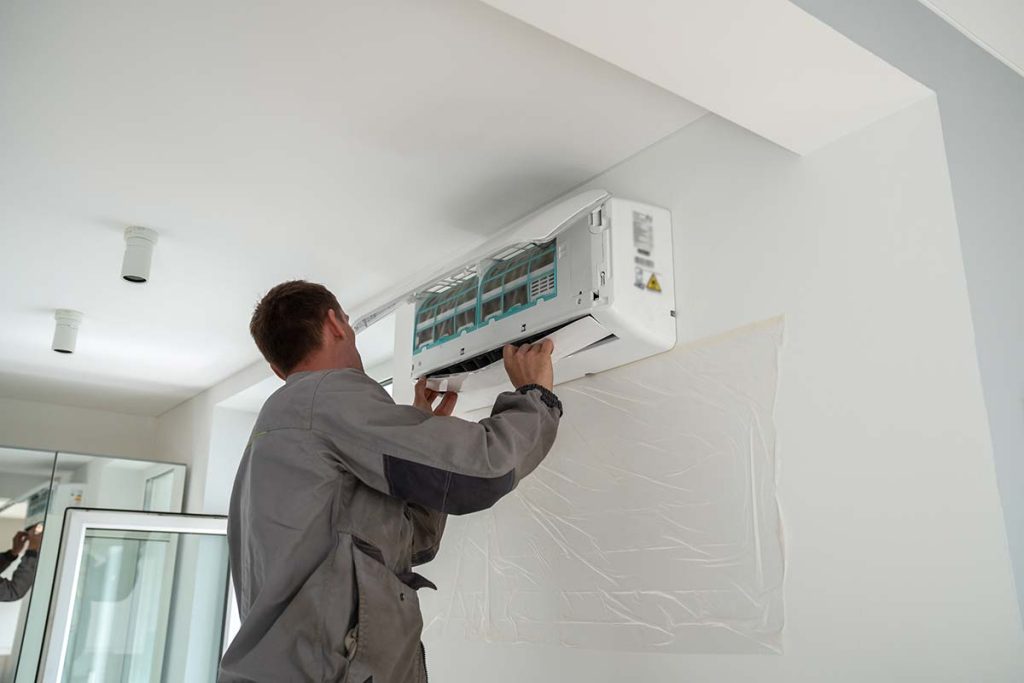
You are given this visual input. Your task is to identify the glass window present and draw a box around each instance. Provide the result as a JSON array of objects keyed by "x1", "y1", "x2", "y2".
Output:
[
  {"x1": 12, "y1": 455, "x2": 186, "y2": 683},
  {"x1": 143, "y1": 470, "x2": 176, "y2": 513},
  {"x1": 0, "y1": 447, "x2": 57, "y2": 681},
  {"x1": 37, "y1": 510, "x2": 229, "y2": 683}
]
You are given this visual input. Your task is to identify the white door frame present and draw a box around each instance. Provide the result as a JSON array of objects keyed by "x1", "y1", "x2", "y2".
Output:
[{"x1": 36, "y1": 509, "x2": 228, "y2": 683}]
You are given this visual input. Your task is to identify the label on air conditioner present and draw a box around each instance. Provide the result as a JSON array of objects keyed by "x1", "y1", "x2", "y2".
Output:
[
  {"x1": 632, "y1": 211, "x2": 661, "y2": 293},
  {"x1": 633, "y1": 211, "x2": 654, "y2": 255},
  {"x1": 634, "y1": 266, "x2": 663, "y2": 293}
]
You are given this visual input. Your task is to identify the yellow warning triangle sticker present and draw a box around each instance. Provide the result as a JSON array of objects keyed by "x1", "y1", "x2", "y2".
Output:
[{"x1": 646, "y1": 273, "x2": 662, "y2": 292}]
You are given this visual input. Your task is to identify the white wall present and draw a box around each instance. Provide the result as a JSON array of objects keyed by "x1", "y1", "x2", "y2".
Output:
[
  {"x1": 79, "y1": 459, "x2": 142, "y2": 510},
  {"x1": 420, "y1": 97, "x2": 1024, "y2": 680},
  {"x1": 204, "y1": 407, "x2": 257, "y2": 515},
  {"x1": 155, "y1": 362, "x2": 266, "y2": 513},
  {"x1": 792, "y1": 0, "x2": 1024, "y2": 627},
  {"x1": 0, "y1": 397, "x2": 157, "y2": 461}
]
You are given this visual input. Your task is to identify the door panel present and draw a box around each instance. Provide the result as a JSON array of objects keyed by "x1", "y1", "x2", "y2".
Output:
[{"x1": 37, "y1": 511, "x2": 229, "y2": 683}]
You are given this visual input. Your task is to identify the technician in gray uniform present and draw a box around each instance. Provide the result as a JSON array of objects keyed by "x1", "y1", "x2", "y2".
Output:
[
  {"x1": 0, "y1": 530, "x2": 40, "y2": 601},
  {"x1": 219, "y1": 280, "x2": 562, "y2": 683}
]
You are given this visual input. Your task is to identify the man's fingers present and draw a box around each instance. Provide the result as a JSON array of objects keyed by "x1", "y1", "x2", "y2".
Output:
[
  {"x1": 416, "y1": 378, "x2": 439, "y2": 402},
  {"x1": 503, "y1": 344, "x2": 515, "y2": 362},
  {"x1": 436, "y1": 392, "x2": 458, "y2": 416},
  {"x1": 524, "y1": 340, "x2": 550, "y2": 356}
]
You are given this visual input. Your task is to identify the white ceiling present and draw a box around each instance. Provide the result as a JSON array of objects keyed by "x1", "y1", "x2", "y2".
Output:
[
  {"x1": 479, "y1": 0, "x2": 931, "y2": 154},
  {"x1": 0, "y1": 502, "x2": 29, "y2": 520},
  {"x1": 0, "y1": 447, "x2": 58, "y2": 476},
  {"x1": 919, "y1": 0, "x2": 1024, "y2": 78},
  {"x1": 0, "y1": 0, "x2": 706, "y2": 416},
  {"x1": 0, "y1": 447, "x2": 150, "y2": 474}
]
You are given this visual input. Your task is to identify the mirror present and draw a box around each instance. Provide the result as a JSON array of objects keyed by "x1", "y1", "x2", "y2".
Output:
[
  {"x1": 0, "y1": 449, "x2": 186, "y2": 683},
  {"x1": 0, "y1": 447, "x2": 56, "y2": 683}
]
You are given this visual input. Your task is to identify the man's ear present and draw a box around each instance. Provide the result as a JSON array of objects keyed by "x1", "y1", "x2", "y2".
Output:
[{"x1": 326, "y1": 308, "x2": 349, "y2": 340}]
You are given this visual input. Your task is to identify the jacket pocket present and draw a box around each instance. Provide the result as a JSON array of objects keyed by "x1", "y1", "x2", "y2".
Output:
[{"x1": 346, "y1": 536, "x2": 425, "y2": 683}]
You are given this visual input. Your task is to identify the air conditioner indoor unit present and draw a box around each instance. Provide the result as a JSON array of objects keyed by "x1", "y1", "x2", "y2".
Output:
[{"x1": 355, "y1": 190, "x2": 676, "y2": 411}]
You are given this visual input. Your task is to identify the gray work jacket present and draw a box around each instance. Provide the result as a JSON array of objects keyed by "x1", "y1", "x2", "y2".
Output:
[
  {"x1": 0, "y1": 549, "x2": 38, "y2": 602},
  {"x1": 219, "y1": 368, "x2": 562, "y2": 683}
]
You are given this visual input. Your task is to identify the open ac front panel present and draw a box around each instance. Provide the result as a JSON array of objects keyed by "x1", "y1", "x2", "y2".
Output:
[{"x1": 410, "y1": 197, "x2": 676, "y2": 406}]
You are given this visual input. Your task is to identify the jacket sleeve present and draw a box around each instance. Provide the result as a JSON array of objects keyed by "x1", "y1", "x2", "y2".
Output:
[
  {"x1": 0, "y1": 550, "x2": 14, "y2": 575},
  {"x1": 311, "y1": 371, "x2": 563, "y2": 515},
  {"x1": 0, "y1": 551, "x2": 38, "y2": 602}
]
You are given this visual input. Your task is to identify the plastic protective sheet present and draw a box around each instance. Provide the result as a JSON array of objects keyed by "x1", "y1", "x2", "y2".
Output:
[{"x1": 421, "y1": 318, "x2": 785, "y2": 654}]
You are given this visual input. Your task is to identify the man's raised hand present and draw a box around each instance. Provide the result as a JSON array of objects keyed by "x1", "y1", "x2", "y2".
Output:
[
  {"x1": 503, "y1": 339, "x2": 554, "y2": 391},
  {"x1": 414, "y1": 378, "x2": 459, "y2": 417}
]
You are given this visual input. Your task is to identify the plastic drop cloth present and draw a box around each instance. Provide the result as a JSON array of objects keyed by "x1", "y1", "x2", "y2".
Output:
[{"x1": 420, "y1": 318, "x2": 785, "y2": 654}]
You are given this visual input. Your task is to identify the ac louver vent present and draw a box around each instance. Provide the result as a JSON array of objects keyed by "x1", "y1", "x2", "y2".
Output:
[{"x1": 529, "y1": 271, "x2": 556, "y2": 299}]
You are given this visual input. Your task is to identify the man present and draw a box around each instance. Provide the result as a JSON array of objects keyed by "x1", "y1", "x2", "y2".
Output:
[
  {"x1": 0, "y1": 528, "x2": 41, "y2": 602},
  {"x1": 219, "y1": 280, "x2": 562, "y2": 683}
]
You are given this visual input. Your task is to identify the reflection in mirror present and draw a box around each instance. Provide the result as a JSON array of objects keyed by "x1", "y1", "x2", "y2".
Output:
[
  {"x1": 8, "y1": 453, "x2": 186, "y2": 683},
  {"x1": 0, "y1": 447, "x2": 56, "y2": 683}
]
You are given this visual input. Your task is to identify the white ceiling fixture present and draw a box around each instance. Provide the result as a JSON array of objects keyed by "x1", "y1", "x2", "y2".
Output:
[
  {"x1": 51, "y1": 310, "x2": 83, "y2": 354},
  {"x1": 121, "y1": 226, "x2": 159, "y2": 283}
]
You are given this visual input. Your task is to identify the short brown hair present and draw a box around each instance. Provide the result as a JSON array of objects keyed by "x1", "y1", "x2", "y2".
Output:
[{"x1": 250, "y1": 280, "x2": 342, "y2": 373}]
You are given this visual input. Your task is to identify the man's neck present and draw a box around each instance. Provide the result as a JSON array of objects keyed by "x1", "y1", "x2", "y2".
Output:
[{"x1": 287, "y1": 351, "x2": 361, "y2": 378}]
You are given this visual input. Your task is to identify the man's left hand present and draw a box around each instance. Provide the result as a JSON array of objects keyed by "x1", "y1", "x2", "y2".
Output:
[
  {"x1": 10, "y1": 532, "x2": 27, "y2": 555},
  {"x1": 27, "y1": 527, "x2": 42, "y2": 552},
  {"x1": 414, "y1": 378, "x2": 458, "y2": 417}
]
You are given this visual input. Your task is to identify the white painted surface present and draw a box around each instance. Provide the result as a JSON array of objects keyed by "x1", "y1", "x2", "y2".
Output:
[
  {"x1": 479, "y1": 0, "x2": 932, "y2": 153},
  {"x1": 0, "y1": 397, "x2": 157, "y2": 462},
  {"x1": 0, "y1": 0, "x2": 704, "y2": 416},
  {"x1": 419, "y1": 99, "x2": 1024, "y2": 680},
  {"x1": 920, "y1": 0, "x2": 1024, "y2": 77},
  {"x1": 215, "y1": 377, "x2": 283, "y2": 415},
  {"x1": 794, "y1": 0, "x2": 1024, "y2": 627},
  {"x1": 204, "y1": 408, "x2": 258, "y2": 516},
  {"x1": 155, "y1": 362, "x2": 269, "y2": 512}
]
